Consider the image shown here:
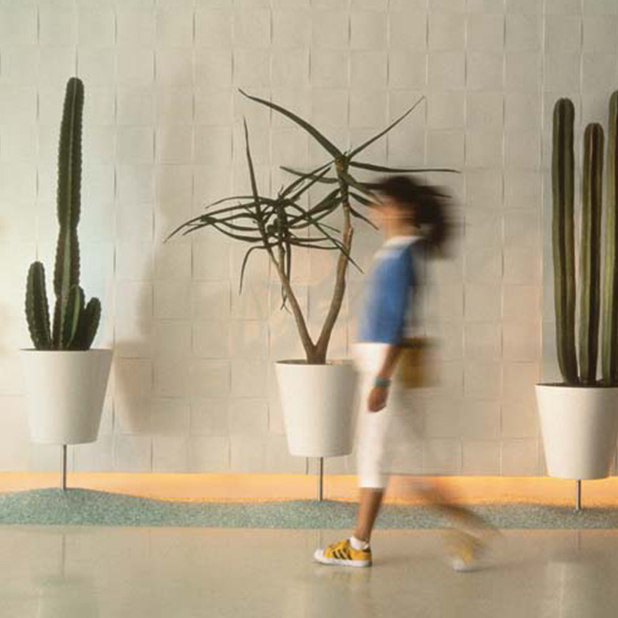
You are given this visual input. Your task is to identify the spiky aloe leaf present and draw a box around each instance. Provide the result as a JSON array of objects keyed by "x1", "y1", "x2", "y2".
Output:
[
  {"x1": 281, "y1": 166, "x2": 339, "y2": 185},
  {"x1": 602, "y1": 91, "x2": 618, "y2": 386},
  {"x1": 349, "y1": 161, "x2": 458, "y2": 174},
  {"x1": 25, "y1": 262, "x2": 52, "y2": 350},
  {"x1": 71, "y1": 297, "x2": 101, "y2": 350},
  {"x1": 240, "y1": 90, "x2": 342, "y2": 158},
  {"x1": 552, "y1": 98, "x2": 578, "y2": 384},
  {"x1": 579, "y1": 123, "x2": 604, "y2": 384},
  {"x1": 348, "y1": 97, "x2": 424, "y2": 158}
]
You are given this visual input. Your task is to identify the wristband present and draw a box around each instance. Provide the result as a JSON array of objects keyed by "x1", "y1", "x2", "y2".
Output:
[{"x1": 374, "y1": 376, "x2": 391, "y2": 388}]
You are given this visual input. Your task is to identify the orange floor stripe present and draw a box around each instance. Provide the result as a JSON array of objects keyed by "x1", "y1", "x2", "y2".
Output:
[{"x1": 1, "y1": 472, "x2": 618, "y2": 506}]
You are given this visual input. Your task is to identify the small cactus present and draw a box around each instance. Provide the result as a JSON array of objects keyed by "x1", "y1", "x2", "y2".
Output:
[{"x1": 25, "y1": 77, "x2": 101, "y2": 351}]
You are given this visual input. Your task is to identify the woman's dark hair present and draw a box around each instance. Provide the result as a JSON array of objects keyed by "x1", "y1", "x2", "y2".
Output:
[{"x1": 369, "y1": 175, "x2": 453, "y2": 256}]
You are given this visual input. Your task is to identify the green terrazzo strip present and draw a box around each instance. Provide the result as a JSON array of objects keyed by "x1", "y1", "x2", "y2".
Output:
[{"x1": 1, "y1": 489, "x2": 618, "y2": 529}]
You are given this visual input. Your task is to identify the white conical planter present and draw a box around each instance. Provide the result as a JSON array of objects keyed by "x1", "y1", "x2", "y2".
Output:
[
  {"x1": 536, "y1": 384, "x2": 618, "y2": 480},
  {"x1": 20, "y1": 349, "x2": 112, "y2": 445},
  {"x1": 275, "y1": 361, "x2": 358, "y2": 458}
]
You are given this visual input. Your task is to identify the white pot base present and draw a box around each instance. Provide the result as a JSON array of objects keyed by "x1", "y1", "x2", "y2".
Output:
[
  {"x1": 536, "y1": 384, "x2": 618, "y2": 480},
  {"x1": 276, "y1": 360, "x2": 358, "y2": 458},
  {"x1": 21, "y1": 349, "x2": 113, "y2": 445}
]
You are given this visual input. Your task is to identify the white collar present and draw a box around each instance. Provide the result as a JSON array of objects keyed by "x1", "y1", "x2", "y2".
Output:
[{"x1": 383, "y1": 234, "x2": 420, "y2": 248}]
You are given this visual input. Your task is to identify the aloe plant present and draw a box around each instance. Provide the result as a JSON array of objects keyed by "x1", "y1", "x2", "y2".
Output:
[
  {"x1": 170, "y1": 91, "x2": 454, "y2": 364},
  {"x1": 25, "y1": 77, "x2": 101, "y2": 351},
  {"x1": 551, "y1": 93, "x2": 618, "y2": 386}
]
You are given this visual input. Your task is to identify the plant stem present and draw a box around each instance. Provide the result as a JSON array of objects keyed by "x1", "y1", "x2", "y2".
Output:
[
  {"x1": 314, "y1": 176, "x2": 354, "y2": 364},
  {"x1": 269, "y1": 253, "x2": 319, "y2": 362}
]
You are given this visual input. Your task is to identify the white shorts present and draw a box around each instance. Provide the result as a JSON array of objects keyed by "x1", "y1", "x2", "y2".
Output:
[{"x1": 353, "y1": 342, "x2": 398, "y2": 490}]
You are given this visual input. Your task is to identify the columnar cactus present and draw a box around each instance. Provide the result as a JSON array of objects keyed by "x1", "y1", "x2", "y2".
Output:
[
  {"x1": 552, "y1": 93, "x2": 618, "y2": 386},
  {"x1": 552, "y1": 98, "x2": 578, "y2": 384},
  {"x1": 602, "y1": 92, "x2": 618, "y2": 386},
  {"x1": 579, "y1": 123, "x2": 604, "y2": 384},
  {"x1": 25, "y1": 77, "x2": 101, "y2": 351}
]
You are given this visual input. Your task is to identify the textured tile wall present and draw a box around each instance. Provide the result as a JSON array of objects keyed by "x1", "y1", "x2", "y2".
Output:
[{"x1": 0, "y1": 0, "x2": 616, "y2": 476}]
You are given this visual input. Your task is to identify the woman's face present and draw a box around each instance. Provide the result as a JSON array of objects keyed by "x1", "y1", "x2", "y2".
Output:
[{"x1": 370, "y1": 195, "x2": 411, "y2": 230}]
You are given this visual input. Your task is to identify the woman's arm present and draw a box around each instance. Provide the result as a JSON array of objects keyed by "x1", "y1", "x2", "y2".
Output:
[{"x1": 367, "y1": 343, "x2": 402, "y2": 412}]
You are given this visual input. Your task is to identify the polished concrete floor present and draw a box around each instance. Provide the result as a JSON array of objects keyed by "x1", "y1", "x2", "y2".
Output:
[{"x1": 1, "y1": 527, "x2": 617, "y2": 617}]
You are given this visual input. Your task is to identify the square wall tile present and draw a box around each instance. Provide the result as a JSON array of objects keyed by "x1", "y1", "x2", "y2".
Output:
[
  {"x1": 233, "y1": 10, "x2": 271, "y2": 48},
  {"x1": 272, "y1": 10, "x2": 311, "y2": 48},
  {"x1": 501, "y1": 400, "x2": 539, "y2": 438},
  {"x1": 312, "y1": 11, "x2": 350, "y2": 50},
  {"x1": 544, "y1": 54, "x2": 582, "y2": 92},
  {"x1": 230, "y1": 435, "x2": 265, "y2": 472},
  {"x1": 195, "y1": 49, "x2": 233, "y2": 86},
  {"x1": 583, "y1": 17, "x2": 618, "y2": 53},
  {"x1": 350, "y1": 51, "x2": 387, "y2": 88},
  {"x1": 466, "y1": 93, "x2": 504, "y2": 131},
  {"x1": 117, "y1": 9, "x2": 156, "y2": 47},
  {"x1": 428, "y1": 13, "x2": 466, "y2": 51},
  {"x1": 196, "y1": 10, "x2": 233, "y2": 48},
  {"x1": 113, "y1": 435, "x2": 152, "y2": 472},
  {"x1": 501, "y1": 438, "x2": 539, "y2": 475},
  {"x1": 389, "y1": 11, "x2": 427, "y2": 50},
  {"x1": 505, "y1": 53, "x2": 541, "y2": 91},
  {"x1": 466, "y1": 52, "x2": 504, "y2": 90},
  {"x1": 464, "y1": 322, "x2": 502, "y2": 362},
  {"x1": 190, "y1": 399, "x2": 229, "y2": 436},
  {"x1": 229, "y1": 398, "x2": 268, "y2": 435},
  {"x1": 153, "y1": 436, "x2": 189, "y2": 472},
  {"x1": 187, "y1": 436, "x2": 230, "y2": 472},
  {"x1": 545, "y1": 16, "x2": 582, "y2": 53},
  {"x1": 423, "y1": 438, "x2": 462, "y2": 474},
  {"x1": 427, "y1": 93, "x2": 465, "y2": 129},
  {"x1": 464, "y1": 362, "x2": 502, "y2": 399},
  {"x1": 428, "y1": 52, "x2": 465, "y2": 89},
  {"x1": 462, "y1": 440, "x2": 501, "y2": 474},
  {"x1": 466, "y1": 14, "x2": 505, "y2": 51},
  {"x1": 505, "y1": 15, "x2": 541, "y2": 52}
]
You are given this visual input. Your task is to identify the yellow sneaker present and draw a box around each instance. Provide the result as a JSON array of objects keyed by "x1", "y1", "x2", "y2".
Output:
[
  {"x1": 443, "y1": 529, "x2": 485, "y2": 573},
  {"x1": 314, "y1": 538, "x2": 372, "y2": 568}
]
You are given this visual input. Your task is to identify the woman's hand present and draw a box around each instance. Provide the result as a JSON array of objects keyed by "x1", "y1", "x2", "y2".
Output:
[{"x1": 367, "y1": 385, "x2": 389, "y2": 412}]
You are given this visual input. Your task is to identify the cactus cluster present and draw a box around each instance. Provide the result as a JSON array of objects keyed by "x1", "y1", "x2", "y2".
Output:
[
  {"x1": 552, "y1": 92, "x2": 618, "y2": 386},
  {"x1": 25, "y1": 77, "x2": 101, "y2": 351}
]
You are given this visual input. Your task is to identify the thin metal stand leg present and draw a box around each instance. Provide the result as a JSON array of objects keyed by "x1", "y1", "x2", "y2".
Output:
[
  {"x1": 318, "y1": 457, "x2": 324, "y2": 502},
  {"x1": 575, "y1": 479, "x2": 582, "y2": 512},
  {"x1": 62, "y1": 444, "x2": 67, "y2": 491}
]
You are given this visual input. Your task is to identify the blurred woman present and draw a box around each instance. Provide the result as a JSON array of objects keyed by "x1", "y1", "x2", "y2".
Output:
[{"x1": 313, "y1": 176, "x2": 494, "y2": 572}]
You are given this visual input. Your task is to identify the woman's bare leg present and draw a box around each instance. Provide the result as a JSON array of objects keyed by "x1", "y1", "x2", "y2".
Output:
[
  {"x1": 414, "y1": 479, "x2": 491, "y2": 531},
  {"x1": 353, "y1": 488, "x2": 385, "y2": 542}
]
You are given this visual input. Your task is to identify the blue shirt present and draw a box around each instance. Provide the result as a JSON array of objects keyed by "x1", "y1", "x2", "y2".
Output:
[{"x1": 357, "y1": 236, "x2": 419, "y2": 345}]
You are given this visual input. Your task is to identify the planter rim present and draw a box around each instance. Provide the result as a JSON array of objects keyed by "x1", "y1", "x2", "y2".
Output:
[
  {"x1": 536, "y1": 382, "x2": 618, "y2": 390},
  {"x1": 276, "y1": 359, "x2": 354, "y2": 366},
  {"x1": 20, "y1": 348, "x2": 113, "y2": 353}
]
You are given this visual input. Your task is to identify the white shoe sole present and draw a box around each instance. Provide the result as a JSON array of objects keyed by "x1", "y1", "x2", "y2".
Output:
[
  {"x1": 313, "y1": 549, "x2": 372, "y2": 568},
  {"x1": 450, "y1": 556, "x2": 480, "y2": 573}
]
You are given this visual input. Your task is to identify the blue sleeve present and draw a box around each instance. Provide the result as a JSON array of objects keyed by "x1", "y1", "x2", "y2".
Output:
[{"x1": 377, "y1": 250, "x2": 414, "y2": 344}]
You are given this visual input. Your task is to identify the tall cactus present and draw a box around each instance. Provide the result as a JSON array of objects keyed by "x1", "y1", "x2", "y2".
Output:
[
  {"x1": 579, "y1": 123, "x2": 604, "y2": 384},
  {"x1": 25, "y1": 77, "x2": 101, "y2": 351},
  {"x1": 602, "y1": 92, "x2": 618, "y2": 385},
  {"x1": 552, "y1": 98, "x2": 578, "y2": 384},
  {"x1": 552, "y1": 93, "x2": 618, "y2": 387}
]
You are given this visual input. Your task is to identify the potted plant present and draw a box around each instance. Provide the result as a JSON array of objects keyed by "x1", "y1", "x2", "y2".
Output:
[
  {"x1": 20, "y1": 77, "x2": 112, "y2": 485},
  {"x1": 170, "y1": 91, "x2": 451, "y2": 461},
  {"x1": 536, "y1": 93, "x2": 618, "y2": 508}
]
